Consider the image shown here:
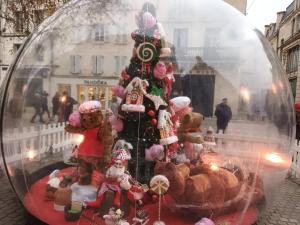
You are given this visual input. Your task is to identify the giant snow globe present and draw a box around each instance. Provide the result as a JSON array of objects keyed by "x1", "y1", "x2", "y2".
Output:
[{"x1": 0, "y1": 0, "x2": 295, "y2": 224}]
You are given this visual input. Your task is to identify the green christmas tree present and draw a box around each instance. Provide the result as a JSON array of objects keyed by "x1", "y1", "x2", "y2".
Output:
[{"x1": 113, "y1": 2, "x2": 178, "y2": 183}]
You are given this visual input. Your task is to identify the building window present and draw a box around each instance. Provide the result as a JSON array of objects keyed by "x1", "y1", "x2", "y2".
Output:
[
  {"x1": 174, "y1": 28, "x2": 188, "y2": 49},
  {"x1": 289, "y1": 78, "x2": 297, "y2": 100},
  {"x1": 34, "y1": 10, "x2": 44, "y2": 26},
  {"x1": 115, "y1": 25, "x2": 127, "y2": 44},
  {"x1": 280, "y1": 39, "x2": 284, "y2": 61},
  {"x1": 1, "y1": 66, "x2": 8, "y2": 71},
  {"x1": 114, "y1": 56, "x2": 121, "y2": 75},
  {"x1": 92, "y1": 55, "x2": 104, "y2": 75},
  {"x1": 114, "y1": 56, "x2": 128, "y2": 75},
  {"x1": 95, "y1": 24, "x2": 105, "y2": 42},
  {"x1": 287, "y1": 46, "x2": 299, "y2": 73},
  {"x1": 70, "y1": 55, "x2": 81, "y2": 74},
  {"x1": 121, "y1": 56, "x2": 128, "y2": 68},
  {"x1": 15, "y1": 11, "x2": 24, "y2": 33},
  {"x1": 296, "y1": 15, "x2": 300, "y2": 33}
]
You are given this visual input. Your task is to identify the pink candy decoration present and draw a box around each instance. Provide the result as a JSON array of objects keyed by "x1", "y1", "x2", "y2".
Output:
[
  {"x1": 195, "y1": 218, "x2": 215, "y2": 225},
  {"x1": 68, "y1": 111, "x2": 81, "y2": 127},
  {"x1": 153, "y1": 29, "x2": 162, "y2": 39},
  {"x1": 154, "y1": 61, "x2": 167, "y2": 79},
  {"x1": 143, "y1": 12, "x2": 156, "y2": 29},
  {"x1": 111, "y1": 85, "x2": 125, "y2": 99},
  {"x1": 183, "y1": 142, "x2": 203, "y2": 162},
  {"x1": 109, "y1": 115, "x2": 124, "y2": 132},
  {"x1": 145, "y1": 144, "x2": 164, "y2": 161}
]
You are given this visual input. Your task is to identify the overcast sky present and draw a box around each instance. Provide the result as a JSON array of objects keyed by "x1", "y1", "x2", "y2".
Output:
[{"x1": 246, "y1": 0, "x2": 294, "y2": 33}]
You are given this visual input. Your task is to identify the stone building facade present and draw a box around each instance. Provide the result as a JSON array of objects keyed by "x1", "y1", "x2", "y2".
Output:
[
  {"x1": 1, "y1": 0, "x2": 248, "y2": 116},
  {"x1": 265, "y1": 0, "x2": 300, "y2": 101}
]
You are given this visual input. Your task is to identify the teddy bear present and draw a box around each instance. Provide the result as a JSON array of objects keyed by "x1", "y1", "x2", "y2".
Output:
[
  {"x1": 154, "y1": 161, "x2": 264, "y2": 218},
  {"x1": 65, "y1": 101, "x2": 113, "y2": 184},
  {"x1": 176, "y1": 112, "x2": 205, "y2": 163}
]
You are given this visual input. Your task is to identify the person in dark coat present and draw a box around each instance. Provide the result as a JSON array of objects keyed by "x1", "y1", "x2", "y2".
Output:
[
  {"x1": 41, "y1": 90, "x2": 50, "y2": 120},
  {"x1": 59, "y1": 91, "x2": 78, "y2": 122},
  {"x1": 31, "y1": 92, "x2": 44, "y2": 123},
  {"x1": 214, "y1": 98, "x2": 232, "y2": 133},
  {"x1": 52, "y1": 92, "x2": 60, "y2": 119}
]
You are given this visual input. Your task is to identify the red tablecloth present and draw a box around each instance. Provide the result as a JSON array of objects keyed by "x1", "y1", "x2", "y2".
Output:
[{"x1": 24, "y1": 167, "x2": 258, "y2": 225}]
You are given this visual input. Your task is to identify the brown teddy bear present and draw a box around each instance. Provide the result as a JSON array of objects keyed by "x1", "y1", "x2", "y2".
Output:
[
  {"x1": 176, "y1": 112, "x2": 205, "y2": 163},
  {"x1": 154, "y1": 161, "x2": 264, "y2": 218},
  {"x1": 65, "y1": 101, "x2": 113, "y2": 185}
]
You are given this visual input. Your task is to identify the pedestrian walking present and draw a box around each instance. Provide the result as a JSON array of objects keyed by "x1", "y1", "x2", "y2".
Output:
[
  {"x1": 30, "y1": 92, "x2": 45, "y2": 123},
  {"x1": 52, "y1": 92, "x2": 60, "y2": 120},
  {"x1": 214, "y1": 98, "x2": 232, "y2": 133},
  {"x1": 41, "y1": 90, "x2": 50, "y2": 121},
  {"x1": 59, "y1": 91, "x2": 78, "y2": 122}
]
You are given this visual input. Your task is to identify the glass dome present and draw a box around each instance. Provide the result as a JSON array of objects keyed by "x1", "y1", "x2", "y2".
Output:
[{"x1": 0, "y1": 0, "x2": 295, "y2": 224}]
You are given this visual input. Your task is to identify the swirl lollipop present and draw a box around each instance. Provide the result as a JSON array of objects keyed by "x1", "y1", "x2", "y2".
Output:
[
  {"x1": 137, "y1": 42, "x2": 158, "y2": 62},
  {"x1": 150, "y1": 175, "x2": 169, "y2": 225}
]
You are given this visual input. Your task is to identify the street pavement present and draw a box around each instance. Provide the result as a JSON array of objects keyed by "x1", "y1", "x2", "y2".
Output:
[
  {"x1": 255, "y1": 177, "x2": 300, "y2": 225},
  {"x1": 0, "y1": 168, "x2": 26, "y2": 225}
]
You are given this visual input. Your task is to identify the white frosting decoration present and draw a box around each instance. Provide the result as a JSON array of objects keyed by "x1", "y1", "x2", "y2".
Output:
[
  {"x1": 170, "y1": 96, "x2": 191, "y2": 112},
  {"x1": 47, "y1": 177, "x2": 61, "y2": 188},
  {"x1": 78, "y1": 100, "x2": 101, "y2": 113}
]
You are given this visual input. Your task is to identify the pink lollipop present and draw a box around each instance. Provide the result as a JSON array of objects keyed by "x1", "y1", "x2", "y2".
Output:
[{"x1": 109, "y1": 115, "x2": 124, "y2": 132}]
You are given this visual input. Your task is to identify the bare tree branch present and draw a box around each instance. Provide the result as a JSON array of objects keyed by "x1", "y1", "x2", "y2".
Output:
[{"x1": 0, "y1": 0, "x2": 69, "y2": 35}]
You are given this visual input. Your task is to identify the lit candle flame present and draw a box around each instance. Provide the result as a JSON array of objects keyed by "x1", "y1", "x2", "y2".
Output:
[
  {"x1": 210, "y1": 163, "x2": 219, "y2": 171},
  {"x1": 240, "y1": 86, "x2": 250, "y2": 102},
  {"x1": 61, "y1": 96, "x2": 66, "y2": 103},
  {"x1": 265, "y1": 152, "x2": 284, "y2": 164},
  {"x1": 74, "y1": 134, "x2": 84, "y2": 145},
  {"x1": 28, "y1": 150, "x2": 36, "y2": 160}
]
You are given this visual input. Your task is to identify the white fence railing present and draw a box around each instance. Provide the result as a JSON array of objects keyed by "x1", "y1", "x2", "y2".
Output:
[
  {"x1": 291, "y1": 143, "x2": 300, "y2": 178},
  {"x1": 0, "y1": 123, "x2": 300, "y2": 178},
  {"x1": 1, "y1": 123, "x2": 73, "y2": 164}
]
